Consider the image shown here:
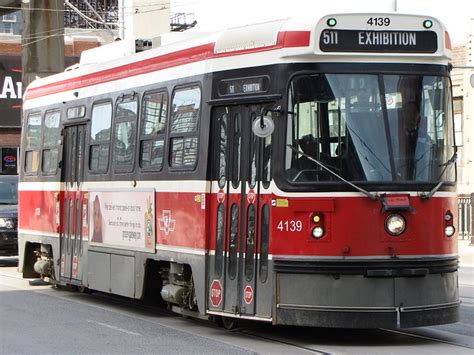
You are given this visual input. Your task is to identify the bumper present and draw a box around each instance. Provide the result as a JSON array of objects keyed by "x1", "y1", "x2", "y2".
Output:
[
  {"x1": 276, "y1": 302, "x2": 459, "y2": 328},
  {"x1": 275, "y1": 271, "x2": 459, "y2": 328}
]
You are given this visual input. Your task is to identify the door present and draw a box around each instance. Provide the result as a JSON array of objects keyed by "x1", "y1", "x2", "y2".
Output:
[
  {"x1": 208, "y1": 105, "x2": 272, "y2": 318},
  {"x1": 60, "y1": 124, "x2": 87, "y2": 284}
]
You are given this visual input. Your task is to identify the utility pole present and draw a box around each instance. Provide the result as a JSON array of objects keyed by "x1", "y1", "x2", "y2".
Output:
[{"x1": 21, "y1": 0, "x2": 65, "y2": 89}]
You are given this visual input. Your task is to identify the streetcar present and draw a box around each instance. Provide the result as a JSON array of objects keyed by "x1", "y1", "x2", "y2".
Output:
[{"x1": 18, "y1": 13, "x2": 459, "y2": 328}]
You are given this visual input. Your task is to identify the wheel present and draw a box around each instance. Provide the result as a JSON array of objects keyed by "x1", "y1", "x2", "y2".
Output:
[
  {"x1": 220, "y1": 316, "x2": 239, "y2": 330},
  {"x1": 77, "y1": 285, "x2": 91, "y2": 294}
]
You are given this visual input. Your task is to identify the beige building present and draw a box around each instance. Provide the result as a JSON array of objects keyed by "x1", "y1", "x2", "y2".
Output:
[
  {"x1": 452, "y1": 19, "x2": 474, "y2": 196},
  {"x1": 120, "y1": 0, "x2": 170, "y2": 40}
]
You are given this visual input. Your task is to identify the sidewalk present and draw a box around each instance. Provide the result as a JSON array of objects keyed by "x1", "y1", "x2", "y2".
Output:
[{"x1": 459, "y1": 239, "x2": 474, "y2": 267}]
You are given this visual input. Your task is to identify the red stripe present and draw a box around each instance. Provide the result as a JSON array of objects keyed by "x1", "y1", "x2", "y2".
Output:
[
  {"x1": 24, "y1": 31, "x2": 310, "y2": 101},
  {"x1": 277, "y1": 31, "x2": 311, "y2": 47},
  {"x1": 444, "y1": 31, "x2": 451, "y2": 50}
]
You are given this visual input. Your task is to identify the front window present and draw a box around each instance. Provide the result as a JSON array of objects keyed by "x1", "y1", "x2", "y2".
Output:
[{"x1": 285, "y1": 73, "x2": 455, "y2": 186}]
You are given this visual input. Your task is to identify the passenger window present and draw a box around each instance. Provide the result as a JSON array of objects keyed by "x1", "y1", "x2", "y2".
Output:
[
  {"x1": 42, "y1": 110, "x2": 61, "y2": 175},
  {"x1": 231, "y1": 112, "x2": 241, "y2": 188},
  {"x1": 89, "y1": 102, "x2": 112, "y2": 172},
  {"x1": 218, "y1": 112, "x2": 228, "y2": 188},
  {"x1": 67, "y1": 105, "x2": 86, "y2": 119},
  {"x1": 113, "y1": 98, "x2": 138, "y2": 172},
  {"x1": 24, "y1": 113, "x2": 42, "y2": 174},
  {"x1": 169, "y1": 85, "x2": 201, "y2": 169},
  {"x1": 215, "y1": 203, "x2": 225, "y2": 277},
  {"x1": 262, "y1": 135, "x2": 272, "y2": 188},
  {"x1": 140, "y1": 91, "x2": 168, "y2": 170},
  {"x1": 25, "y1": 151, "x2": 39, "y2": 174}
]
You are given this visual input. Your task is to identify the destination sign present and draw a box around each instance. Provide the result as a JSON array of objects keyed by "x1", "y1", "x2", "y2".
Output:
[
  {"x1": 320, "y1": 30, "x2": 437, "y2": 53},
  {"x1": 218, "y1": 76, "x2": 269, "y2": 96}
]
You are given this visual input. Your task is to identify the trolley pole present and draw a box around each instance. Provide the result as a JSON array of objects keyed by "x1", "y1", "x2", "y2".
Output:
[
  {"x1": 21, "y1": 0, "x2": 65, "y2": 90},
  {"x1": 471, "y1": 193, "x2": 474, "y2": 245}
]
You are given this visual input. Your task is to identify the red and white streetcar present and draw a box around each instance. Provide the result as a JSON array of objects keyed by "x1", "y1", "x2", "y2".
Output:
[{"x1": 19, "y1": 13, "x2": 459, "y2": 328}]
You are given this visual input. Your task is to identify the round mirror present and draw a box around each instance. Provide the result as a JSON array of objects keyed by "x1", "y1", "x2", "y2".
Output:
[{"x1": 252, "y1": 114, "x2": 274, "y2": 138}]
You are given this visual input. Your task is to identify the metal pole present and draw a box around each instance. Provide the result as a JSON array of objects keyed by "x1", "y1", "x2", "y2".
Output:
[
  {"x1": 22, "y1": 0, "x2": 65, "y2": 89},
  {"x1": 470, "y1": 193, "x2": 474, "y2": 245}
]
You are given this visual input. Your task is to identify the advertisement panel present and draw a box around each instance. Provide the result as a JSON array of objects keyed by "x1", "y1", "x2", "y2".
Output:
[
  {"x1": 89, "y1": 189, "x2": 155, "y2": 251},
  {"x1": 1, "y1": 147, "x2": 18, "y2": 174},
  {"x1": 0, "y1": 56, "x2": 22, "y2": 128}
]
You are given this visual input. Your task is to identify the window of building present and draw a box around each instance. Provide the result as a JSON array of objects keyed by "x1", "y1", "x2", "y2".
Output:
[
  {"x1": 139, "y1": 91, "x2": 168, "y2": 170},
  {"x1": 89, "y1": 102, "x2": 112, "y2": 172},
  {"x1": 169, "y1": 85, "x2": 201, "y2": 169}
]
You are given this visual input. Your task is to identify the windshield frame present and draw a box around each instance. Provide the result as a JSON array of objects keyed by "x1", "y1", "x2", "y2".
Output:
[{"x1": 275, "y1": 63, "x2": 456, "y2": 193}]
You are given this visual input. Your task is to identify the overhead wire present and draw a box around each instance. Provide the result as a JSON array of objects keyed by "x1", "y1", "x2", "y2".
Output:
[
  {"x1": 0, "y1": 1, "x2": 198, "y2": 14},
  {"x1": 1, "y1": 1, "x2": 199, "y2": 45}
]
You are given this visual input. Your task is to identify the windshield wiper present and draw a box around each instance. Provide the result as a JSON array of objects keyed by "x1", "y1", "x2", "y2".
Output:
[
  {"x1": 420, "y1": 151, "x2": 457, "y2": 200},
  {"x1": 287, "y1": 145, "x2": 379, "y2": 200}
]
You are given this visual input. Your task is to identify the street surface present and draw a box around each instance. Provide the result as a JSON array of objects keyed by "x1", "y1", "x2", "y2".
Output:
[{"x1": 0, "y1": 245, "x2": 473, "y2": 354}]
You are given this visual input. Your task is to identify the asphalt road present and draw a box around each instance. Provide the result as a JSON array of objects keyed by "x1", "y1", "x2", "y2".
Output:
[{"x1": 1, "y1": 257, "x2": 473, "y2": 354}]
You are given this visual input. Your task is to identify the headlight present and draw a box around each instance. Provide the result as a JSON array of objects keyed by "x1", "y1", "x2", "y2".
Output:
[
  {"x1": 385, "y1": 214, "x2": 406, "y2": 236},
  {"x1": 0, "y1": 218, "x2": 15, "y2": 229},
  {"x1": 445, "y1": 225, "x2": 455, "y2": 237},
  {"x1": 312, "y1": 226, "x2": 325, "y2": 238}
]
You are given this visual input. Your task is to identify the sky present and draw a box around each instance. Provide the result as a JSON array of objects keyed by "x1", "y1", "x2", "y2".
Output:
[{"x1": 171, "y1": 0, "x2": 474, "y2": 44}]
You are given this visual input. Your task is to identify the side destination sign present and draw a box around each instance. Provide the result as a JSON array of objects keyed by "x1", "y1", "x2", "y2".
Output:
[{"x1": 320, "y1": 30, "x2": 437, "y2": 53}]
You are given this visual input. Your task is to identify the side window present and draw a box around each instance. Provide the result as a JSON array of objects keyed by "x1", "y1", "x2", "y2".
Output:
[
  {"x1": 169, "y1": 85, "x2": 201, "y2": 169},
  {"x1": 139, "y1": 91, "x2": 168, "y2": 170},
  {"x1": 24, "y1": 112, "x2": 42, "y2": 174},
  {"x1": 42, "y1": 110, "x2": 61, "y2": 175},
  {"x1": 262, "y1": 135, "x2": 272, "y2": 188},
  {"x1": 89, "y1": 102, "x2": 112, "y2": 172},
  {"x1": 113, "y1": 98, "x2": 138, "y2": 172}
]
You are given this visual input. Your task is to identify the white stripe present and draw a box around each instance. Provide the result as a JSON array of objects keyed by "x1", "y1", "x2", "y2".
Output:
[
  {"x1": 19, "y1": 180, "x2": 211, "y2": 193},
  {"x1": 84, "y1": 180, "x2": 210, "y2": 193},
  {"x1": 86, "y1": 320, "x2": 141, "y2": 336},
  {"x1": 18, "y1": 229, "x2": 60, "y2": 238},
  {"x1": 156, "y1": 244, "x2": 206, "y2": 256},
  {"x1": 19, "y1": 181, "x2": 64, "y2": 191},
  {"x1": 19, "y1": 180, "x2": 457, "y2": 199}
]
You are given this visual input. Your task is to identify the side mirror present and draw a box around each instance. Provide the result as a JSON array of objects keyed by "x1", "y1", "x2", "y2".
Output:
[{"x1": 252, "y1": 113, "x2": 274, "y2": 138}]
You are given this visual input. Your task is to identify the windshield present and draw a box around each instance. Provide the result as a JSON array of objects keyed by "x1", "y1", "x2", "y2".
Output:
[
  {"x1": 0, "y1": 176, "x2": 18, "y2": 204},
  {"x1": 285, "y1": 73, "x2": 455, "y2": 185}
]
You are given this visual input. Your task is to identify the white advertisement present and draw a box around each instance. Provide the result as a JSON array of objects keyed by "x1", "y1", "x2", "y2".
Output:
[{"x1": 89, "y1": 189, "x2": 155, "y2": 251}]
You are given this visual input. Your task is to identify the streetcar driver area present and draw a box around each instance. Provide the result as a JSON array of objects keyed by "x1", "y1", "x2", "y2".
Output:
[{"x1": 285, "y1": 72, "x2": 454, "y2": 187}]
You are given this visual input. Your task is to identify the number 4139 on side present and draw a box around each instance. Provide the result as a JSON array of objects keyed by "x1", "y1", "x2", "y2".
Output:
[{"x1": 277, "y1": 220, "x2": 303, "y2": 232}]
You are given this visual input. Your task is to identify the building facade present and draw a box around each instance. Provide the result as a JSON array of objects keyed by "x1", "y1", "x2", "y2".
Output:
[
  {"x1": 0, "y1": 9, "x2": 107, "y2": 174},
  {"x1": 452, "y1": 19, "x2": 474, "y2": 196}
]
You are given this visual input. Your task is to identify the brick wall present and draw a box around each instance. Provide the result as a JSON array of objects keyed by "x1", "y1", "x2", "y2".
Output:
[
  {"x1": 65, "y1": 40, "x2": 100, "y2": 57},
  {"x1": 0, "y1": 42, "x2": 21, "y2": 55},
  {"x1": 0, "y1": 128, "x2": 21, "y2": 147},
  {"x1": 0, "y1": 39, "x2": 100, "y2": 57}
]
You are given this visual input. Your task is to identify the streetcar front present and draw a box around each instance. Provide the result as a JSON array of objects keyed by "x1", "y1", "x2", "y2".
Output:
[{"x1": 271, "y1": 13, "x2": 458, "y2": 328}]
